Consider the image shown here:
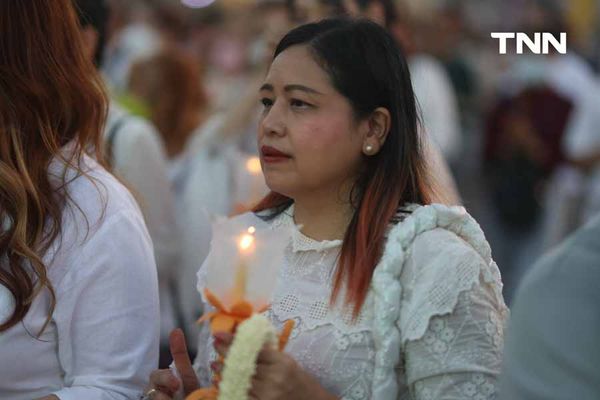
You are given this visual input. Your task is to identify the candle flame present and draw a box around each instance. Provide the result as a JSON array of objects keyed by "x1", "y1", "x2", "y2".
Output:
[
  {"x1": 246, "y1": 157, "x2": 262, "y2": 174},
  {"x1": 248, "y1": 226, "x2": 256, "y2": 234},
  {"x1": 239, "y1": 234, "x2": 255, "y2": 251}
]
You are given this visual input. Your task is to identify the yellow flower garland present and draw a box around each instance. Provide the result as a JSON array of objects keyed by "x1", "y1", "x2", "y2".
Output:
[{"x1": 218, "y1": 314, "x2": 277, "y2": 400}]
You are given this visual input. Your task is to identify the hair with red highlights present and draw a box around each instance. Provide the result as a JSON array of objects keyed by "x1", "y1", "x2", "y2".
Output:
[
  {"x1": 254, "y1": 19, "x2": 439, "y2": 317},
  {"x1": 0, "y1": 0, "x2": 108, "y2": 333}
]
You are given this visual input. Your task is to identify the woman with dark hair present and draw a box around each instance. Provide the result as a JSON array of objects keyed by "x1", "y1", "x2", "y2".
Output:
[
  {"x1": 0, "y1": 1, "x2": 159, "y2": 399},
  {"x1": 148, "y1": 18, "x2": 506, "y2": 400}
]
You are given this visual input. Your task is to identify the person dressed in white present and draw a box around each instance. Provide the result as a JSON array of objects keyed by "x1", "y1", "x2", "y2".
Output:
[
  {"x1": 0, "y1": 1, "x2": 159, "y2": 399},
  {"x1": 147, "y1": 19, "x2": 506, "y2": 400},
  {"x1": 76, "y1": 0, "x2": 181, "y2": 351}
]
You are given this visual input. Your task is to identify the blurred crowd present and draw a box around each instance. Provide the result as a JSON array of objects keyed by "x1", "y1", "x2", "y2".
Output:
[{"x1": 85, "y1": 0, "x2": 600, "y2": 365}]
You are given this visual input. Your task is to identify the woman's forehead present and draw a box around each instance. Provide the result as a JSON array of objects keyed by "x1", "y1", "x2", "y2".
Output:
[{"x1": 264, "y1": 45, "x2": 331, "y2": 91}]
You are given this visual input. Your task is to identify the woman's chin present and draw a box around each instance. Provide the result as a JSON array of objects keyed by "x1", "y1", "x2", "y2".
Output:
[{"x1": 264, "y1": 181, "x2": 296, "y2": 200}]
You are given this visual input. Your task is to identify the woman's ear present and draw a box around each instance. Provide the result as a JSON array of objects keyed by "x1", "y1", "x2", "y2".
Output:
[{"x1": 361, "y1": 107, "x2": 391, "y2": 156}]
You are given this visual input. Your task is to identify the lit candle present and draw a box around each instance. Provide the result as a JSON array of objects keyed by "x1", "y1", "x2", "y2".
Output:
[{"x1": 232, "y1": 227, "x2": 256, "y2": 302}]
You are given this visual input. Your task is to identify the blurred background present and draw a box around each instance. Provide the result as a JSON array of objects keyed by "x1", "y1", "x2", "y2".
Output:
[{"x1": 91, "y1": 0, "x2": 600, "y2": 365}]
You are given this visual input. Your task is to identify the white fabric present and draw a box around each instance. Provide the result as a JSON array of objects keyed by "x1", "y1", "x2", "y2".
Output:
[
  {"x1": 107, "y1": 103, "x2": 181, "y2": 342},
  {"x1": 192, "y1": 204, "x2": 507, "y2": 399},
  {"x1": 0, "y1": 152, "x2": 160, "y2": 400},
  {"x1": 410, "y1": 55, "x2": 462, "y2": 161}
]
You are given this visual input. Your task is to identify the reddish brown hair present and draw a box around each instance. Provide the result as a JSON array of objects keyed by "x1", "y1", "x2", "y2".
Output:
[
  {"x1": 128, "y1": 49, "x2": 207, "y2": 158},
  {"x1": 0, "y1": 0, "x2": 108, "y2": 333}
]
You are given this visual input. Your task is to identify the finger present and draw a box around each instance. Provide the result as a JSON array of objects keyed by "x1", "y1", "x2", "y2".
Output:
[
  {"x1": 169, "y1": 329, "x2": 199, "y2": 394},
  {"x1": 143, "y1": 386, "x2": 175, "y2": 400},
  {"x1": 248, "y1": 376, "x2": 268, "y2": 400},
  {"x1": 149, "y1": 369, "x2": 180, "y2": 394},
  {"x1": 255, "y1": 344, "x2": 280, "y2": 365}
]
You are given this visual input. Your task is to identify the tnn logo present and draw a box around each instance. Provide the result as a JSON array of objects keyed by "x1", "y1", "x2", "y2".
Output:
[{"x1": 491, "y1": 32, "x2": 567, "y2": 54}]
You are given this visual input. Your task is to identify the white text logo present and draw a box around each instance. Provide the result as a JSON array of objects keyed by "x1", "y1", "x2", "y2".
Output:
[{"x1": 491, "y1": 32, "x2": 567, "y2": 54}]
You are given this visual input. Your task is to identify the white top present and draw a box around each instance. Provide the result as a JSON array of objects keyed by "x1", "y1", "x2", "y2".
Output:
[
  {"x1": 107, "y1": 103, "x2": 181, "y2": 341},
  {"x1": 0, "y1": 152, "x2": 160, "y2": 400},
  {"x1": 192, "y1": 203, "x2": 508, "y2": 399}
]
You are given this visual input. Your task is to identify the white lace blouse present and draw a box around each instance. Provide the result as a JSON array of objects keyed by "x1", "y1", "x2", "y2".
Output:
[{"x1": 192, "y1": 203, "x2": 508, "y2": 400}]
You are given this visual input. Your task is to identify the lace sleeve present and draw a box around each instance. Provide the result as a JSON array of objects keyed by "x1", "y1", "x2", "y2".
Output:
[
  {"x1": 399, "y1": 228, "x2": 507, "y2": 400},
  {"x1": 405, "y1": 287, "x2": 505, "y2": 399}
]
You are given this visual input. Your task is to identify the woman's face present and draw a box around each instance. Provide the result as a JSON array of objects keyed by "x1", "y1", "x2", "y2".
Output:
[{"x1": 258, "y1": 45, "x2": 367, "y2": 200}]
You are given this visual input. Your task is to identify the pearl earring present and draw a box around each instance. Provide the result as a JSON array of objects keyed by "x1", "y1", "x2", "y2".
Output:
[{"x1": 364, "y1": 144, "x2": 374, "y2": 154}]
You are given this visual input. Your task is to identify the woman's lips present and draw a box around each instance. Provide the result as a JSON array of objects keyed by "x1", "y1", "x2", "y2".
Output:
[{"x1": 261, "y1": 145, "x2": 291, "y2": 163}]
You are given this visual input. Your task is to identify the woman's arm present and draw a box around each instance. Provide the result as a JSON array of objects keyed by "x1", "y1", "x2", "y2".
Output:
[
  {"x1": 51, "y1": 210, "x2": 160, "y2": 400},
  {"x1": 404, "y1": 287, "x2": 505, "y2": 399},
  {"x1": 400, "y1": 228, "x2": 507, "y2": 400}
]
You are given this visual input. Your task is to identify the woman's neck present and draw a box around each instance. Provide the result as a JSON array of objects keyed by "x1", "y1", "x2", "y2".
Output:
[{"x1": 292, "y1": 186, "x2": 355, "y2": 242}]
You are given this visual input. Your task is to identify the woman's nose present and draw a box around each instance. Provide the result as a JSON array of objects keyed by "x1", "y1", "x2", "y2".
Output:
[{"x1": 260, "y1": 102, "x2": 286, "y2": 137}]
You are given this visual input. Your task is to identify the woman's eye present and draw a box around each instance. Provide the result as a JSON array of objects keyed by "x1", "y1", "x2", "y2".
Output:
[
  {"x1": 261, "y1": 98, "x2": 273, "y2": 108},
  {"x1": 290, "y1": 99, "x2": 311, "y2": 109}
]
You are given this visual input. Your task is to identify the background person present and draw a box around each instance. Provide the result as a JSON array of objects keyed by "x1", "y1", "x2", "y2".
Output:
[{"x1": 0, "y1": 1, "x2": 159, "y2": 398}]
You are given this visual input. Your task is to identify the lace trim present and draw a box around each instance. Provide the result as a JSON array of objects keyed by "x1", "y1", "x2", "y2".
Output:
[
  {"x1": 400, "y1": 258, "x2": 492, "y2": 345},
  {"x1": 269, "y1": 290, "x2": 375, "y2": 334},
  {"x1": 369, "y1": 203, "x2": 506, "y2": 400}
]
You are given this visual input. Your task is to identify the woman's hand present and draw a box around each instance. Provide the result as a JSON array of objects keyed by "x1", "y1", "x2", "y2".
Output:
[
  {"x1": 145, "y1": 329, "x2": 200, "y2": 399},
  {"x1": 249, "y1": 346, "x2": 338, "y2": 400},
  {"x1": 212, "y1": 332, "x2": 336, "y2": 400}
]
